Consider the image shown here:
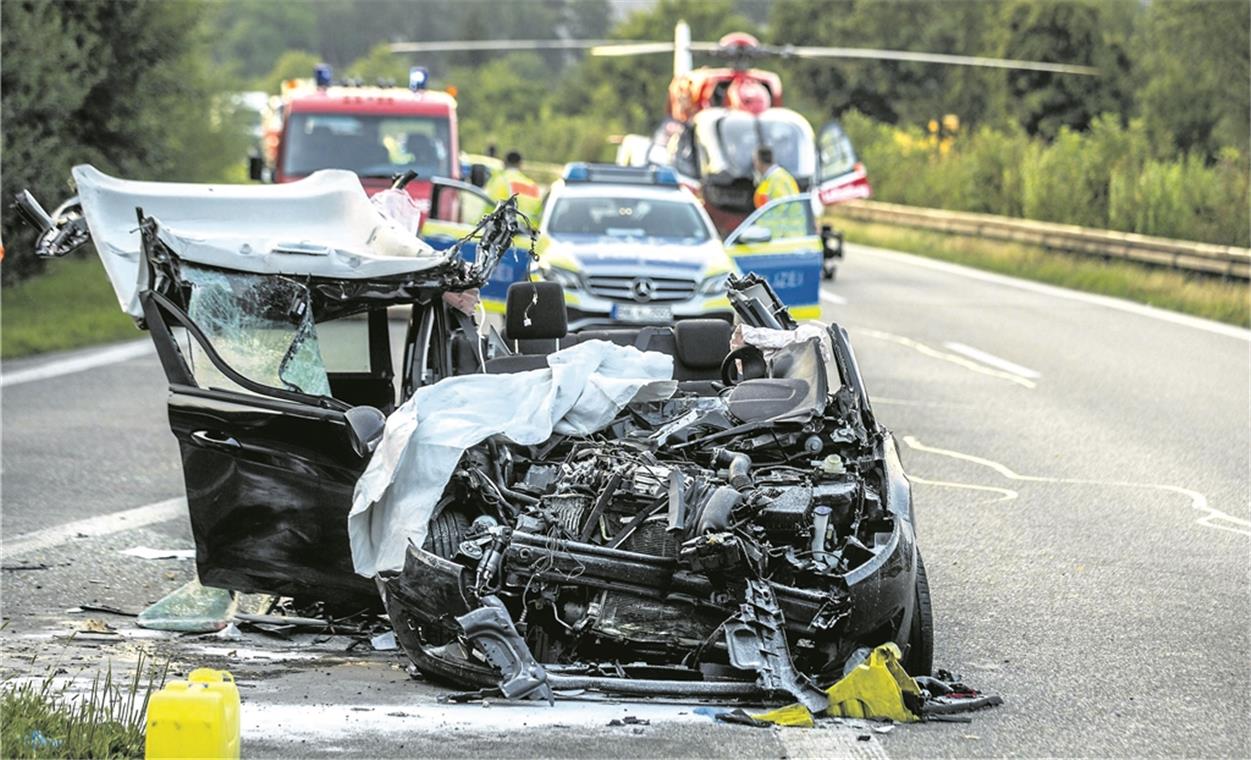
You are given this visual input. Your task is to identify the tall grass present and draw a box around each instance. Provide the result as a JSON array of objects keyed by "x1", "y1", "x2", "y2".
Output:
[
  {"x1": 0, "y1": 654, "x2": 169, "y2": 759},
  {"x1": 0, "y1": 254, "x2": 139, "y2": 359},
  {"x1": 843, "y1": 112, "x2": 1250, "y2": 246}
]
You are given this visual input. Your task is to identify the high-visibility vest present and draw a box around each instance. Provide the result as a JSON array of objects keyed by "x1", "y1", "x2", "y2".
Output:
[
  {"x1": 486, "y1": 167, "x2": 543, "y2": 218},
  {"x1": 753, "y1": 164, "x2": 800, "y2": 208}
]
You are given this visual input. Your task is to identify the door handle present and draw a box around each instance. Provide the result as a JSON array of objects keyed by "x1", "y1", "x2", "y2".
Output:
[{"x1": 191, "y1": 430, "x2": 241, "y2": 450}]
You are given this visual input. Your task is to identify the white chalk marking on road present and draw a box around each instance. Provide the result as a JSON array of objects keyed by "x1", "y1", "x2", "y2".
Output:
[
  {"x1": 820, "y1": 291, "x2": 848, "y2": 305},
  {"x1": 903, "y1": 436, "x2": 1251, "y2": 538},
  {"x1": 942, "y1": 341, "x2": 1041, "y2": 380},
  {"x1": 872, "y1": 396, "x2": 972, "y2": 409},
  {"x1": 1, "y1": 497, "x2": 186, "y2": 559},
  {"x1": 0, "y1": 339, "x2": 152, "y2": 388},
  {"x1": 909, "y1": 475, "x2": 1019, "y2": 503},
  {"x1": 853, "y1": 243, "x2": 1251, "y2": 342},
  {"x1": 852, "y1": 327, "x2": 1037, "y2": 389}
]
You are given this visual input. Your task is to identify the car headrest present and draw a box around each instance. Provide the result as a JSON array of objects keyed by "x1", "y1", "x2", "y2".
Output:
[
  {"x1": 674, "y1": 319, "x2": 732, "y2": 369},
  {"x1": 505, "y1": 281, "x2": 567, "y2": 341}
]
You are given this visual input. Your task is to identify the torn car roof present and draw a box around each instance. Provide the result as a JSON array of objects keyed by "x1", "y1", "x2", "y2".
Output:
[{"x1": 72, "y1": 164, "x2": 442, "y2": 318}]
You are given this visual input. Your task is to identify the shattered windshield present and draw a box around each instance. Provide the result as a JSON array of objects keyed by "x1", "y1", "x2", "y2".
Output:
[{"x1": 183, "y1": 266, "x2": 331, "y2": 397}]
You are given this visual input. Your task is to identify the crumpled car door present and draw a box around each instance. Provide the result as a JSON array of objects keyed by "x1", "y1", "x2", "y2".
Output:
[{"x1": 141, "y1": 269, "x2": 379, "y2": 607}]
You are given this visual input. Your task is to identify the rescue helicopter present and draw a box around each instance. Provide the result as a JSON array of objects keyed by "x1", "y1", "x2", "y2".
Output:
[
  {"x1": 590, "y1": 22, "x2": 1098, "y2": 233},
  {"x1": 391, "y1": 23, "x2": 1097, "y2": 234}
]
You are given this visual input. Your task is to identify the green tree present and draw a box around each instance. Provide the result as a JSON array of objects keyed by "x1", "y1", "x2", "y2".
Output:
[
  {"x1": 1134, "y1": 0, "x2": 1250, "y2": 158},
  {"x1": 1, "y1": 0, "x2": 249, "y2": 284},
  {"x1": 345, "y1": 44, "x2": 409, "y2": 86},
  {"x1": 769, "y1": 0, "x2": 1000, "y2": 128},
  {"x1": 254, "y1": 50, "x2": 323, "y2": 93},
  {"x1": 991, "y1": 0, "x2": 1134, "y2": 139},
  {"x1": 210, "y1": 0, "x2": 318, "y2": 82}
]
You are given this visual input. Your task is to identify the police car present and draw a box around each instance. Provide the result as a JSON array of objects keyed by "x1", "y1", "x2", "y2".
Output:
[{"x1": 537, "y1": 163, "x2": 825, "y2": 329}]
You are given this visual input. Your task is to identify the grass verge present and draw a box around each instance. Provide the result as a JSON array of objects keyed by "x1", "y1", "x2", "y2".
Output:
[
  {"x1": 0, "y1": 654, "x2": 168, "y2": 759},
  {"x1": 828, "y1": 215, "x2": 1251, "y2": 328},
  {"x1": 1, "y1": 255, "x2": 140, "y2": 359}
]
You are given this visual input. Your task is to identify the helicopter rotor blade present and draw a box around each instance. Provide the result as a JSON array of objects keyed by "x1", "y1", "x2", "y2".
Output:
[
  {"x1": 388, "y1": 37, "x2": 1098, "y2": 76},
  {"x1": 589, "y1": 42, "x2": 676, "y2": 56},
  {"x1": 778, "y1": 45, "x2": 1099, "y2": 75},
  {"x1": 389, "y1": 39, "x2": 618, "y2": 54}
]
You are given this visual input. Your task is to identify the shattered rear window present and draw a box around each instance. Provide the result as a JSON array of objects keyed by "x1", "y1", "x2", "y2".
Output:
[{"x1": 182, "y1": 265, "x2": 331, "y2": 397}]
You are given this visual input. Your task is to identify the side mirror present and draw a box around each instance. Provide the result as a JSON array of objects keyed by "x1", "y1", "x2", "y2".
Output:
[
  {"x1": 469, "y1": 163, "x2": 489, "y2": 188},
  {"x1": 735, "y1": 224, "x2": 772, "y2": 245},
  {"x1": 344, "y1": 405, "x2": 386, "y2": 458},
  {"x1": 247, "y1": 154, "x2": 265, "y2": 182}
]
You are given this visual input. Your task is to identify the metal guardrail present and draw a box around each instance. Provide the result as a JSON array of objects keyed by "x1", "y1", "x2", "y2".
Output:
[{"x1": 829, "y1": 200, "x2": 1251, "y2": 280}]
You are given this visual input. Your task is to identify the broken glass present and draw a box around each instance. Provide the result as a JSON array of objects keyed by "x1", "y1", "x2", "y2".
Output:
[{"x1": 182, "y1": 265, "x2": 331, "y2": 397}]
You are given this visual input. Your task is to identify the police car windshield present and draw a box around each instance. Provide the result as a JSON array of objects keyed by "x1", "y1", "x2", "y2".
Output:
[
  {"x1": 283, "y1": 113, "x2": 451, "y2": 178},
  {"x1": 716, "y1": 114, "x2": 811, "y2": 178},
  {"x1": 547, "y1": 196, "x2": 710, "y2": 242}
]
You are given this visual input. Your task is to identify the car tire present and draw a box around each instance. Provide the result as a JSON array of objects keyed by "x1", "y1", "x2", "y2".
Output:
[
  {"x1": 423, "y1": 509, "x2": 470, "y2": 560},
  {"x1": 905, "y1": 549, "x2": 934, "y2": 676}
]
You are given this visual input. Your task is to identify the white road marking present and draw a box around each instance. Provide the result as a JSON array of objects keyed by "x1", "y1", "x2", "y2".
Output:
[
  {"x1": 1, "y1": 497, "x2": 187, "y2": 559},
  {"x1": 942, "y1": 341, "x2": 1041, "y2": 380},
  {"x1": 909, "y1": 475, "x2": 1019, "y2": 503},
  {"x1": 852, "y1": 243, "x2": 1251, "y2": 342},
  {"x1": 245, "y1": 701, "x2": 709, "y2": 735},
  {"x1": 903, "y1": 436, "x2": 1251, "y2": 537},
  {"x1": 821, "y1": 291, "x2": 848, "y2": 305},
  {"x1": 852, "y1": 327, "x2": 1037, "y2": 389},
  {"x1": 243, "y1": 701, "x2": 888, "y2": 756},
  {"x1": 871, "y1": 396, "x2": 972, "y2": 409},
  {"x1": 0, "y1": 339, "x2": 152, "y2": 388}
]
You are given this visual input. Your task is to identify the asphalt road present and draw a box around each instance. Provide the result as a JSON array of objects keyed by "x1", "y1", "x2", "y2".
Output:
[{"x1": 2, "y1": 243, "x2": 1248, "y2": 758}]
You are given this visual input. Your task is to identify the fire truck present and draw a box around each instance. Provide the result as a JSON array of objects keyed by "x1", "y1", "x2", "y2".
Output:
[{"x1": 250, "y1": 65, "x2": 485, "y2": 211}]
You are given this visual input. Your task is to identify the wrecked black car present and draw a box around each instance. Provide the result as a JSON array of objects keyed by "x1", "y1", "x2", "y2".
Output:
[{"x1": 20, "y1": 166, "x2": 931, "y2": 707}]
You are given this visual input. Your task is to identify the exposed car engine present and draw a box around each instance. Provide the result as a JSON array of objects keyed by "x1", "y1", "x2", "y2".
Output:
[{"x1": 382, "y1": 289, "x2": 924, "y2": 708}]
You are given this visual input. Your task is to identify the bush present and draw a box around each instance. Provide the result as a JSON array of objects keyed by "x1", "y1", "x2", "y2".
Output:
[{"x1": 844, "y1": 111, "x2": 1249, "y2": 246}]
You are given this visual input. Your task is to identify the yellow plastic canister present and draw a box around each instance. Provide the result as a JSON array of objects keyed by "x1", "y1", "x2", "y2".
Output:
[{"x1": 145, "y1": 668, "x2": 240, "y2": 759}]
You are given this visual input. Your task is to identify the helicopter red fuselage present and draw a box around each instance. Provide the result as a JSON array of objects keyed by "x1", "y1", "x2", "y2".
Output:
[{"x1": 667, "y1": 67, "x2": 783, "y2": 122}]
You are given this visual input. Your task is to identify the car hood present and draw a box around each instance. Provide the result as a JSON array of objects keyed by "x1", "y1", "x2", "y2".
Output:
[{"x1": 72, "y1": 165, "x2": 441, "y2": 318}]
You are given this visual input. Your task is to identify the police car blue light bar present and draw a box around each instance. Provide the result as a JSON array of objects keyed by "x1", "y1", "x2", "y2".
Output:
[
  {"x1": 314, "y1": 63, "x2": 333, "y2": 88},
  {"x1": 562, "y1": 163, "x2": 679, "y2": 186},
  {"x1": 409, "y1": 66, "x2": 429, "y2": 91}
]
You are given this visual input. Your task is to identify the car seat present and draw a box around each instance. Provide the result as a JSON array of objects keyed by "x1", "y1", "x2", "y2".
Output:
[{"x1": 484, "y1": 282, "x2": 568, "y2": 373}]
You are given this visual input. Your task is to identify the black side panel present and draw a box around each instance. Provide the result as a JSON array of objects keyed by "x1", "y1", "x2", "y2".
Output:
[{"x1": 169, "y1": 387, "x2": 375, "y2": 606}]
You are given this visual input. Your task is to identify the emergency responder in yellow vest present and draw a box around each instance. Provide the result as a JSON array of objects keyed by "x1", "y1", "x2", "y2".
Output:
[
  {"x1": 752, "y1": 146, "x2": 800, "y2": 209},
  {"x1": 486, "y1": 150, "x2": 543, "y2": 219}
]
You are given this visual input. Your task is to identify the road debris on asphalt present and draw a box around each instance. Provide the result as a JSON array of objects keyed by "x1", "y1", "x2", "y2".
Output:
[
  {"x1": 138, "y1": 579, "x2": 237, "y2": 633},
  {"x1": 119, "y1": 546, "x2": 197, "y2": 560}
]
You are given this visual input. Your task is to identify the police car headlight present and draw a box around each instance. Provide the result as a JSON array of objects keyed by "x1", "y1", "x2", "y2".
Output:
[
  {"x1": 698, "y1": 273, "x2": 730, "y2": 294},
  {"x1": 543, "y1": 265, "x2": 582, "y2": 291}
]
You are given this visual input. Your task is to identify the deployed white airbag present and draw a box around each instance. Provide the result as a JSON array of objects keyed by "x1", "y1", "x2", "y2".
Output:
[
  {"x1": 72, "y1": 165, "x2": 441, "y2": 318},
  {"x1": 348, "y1": 340, "x2": 676, "y2": 577}
]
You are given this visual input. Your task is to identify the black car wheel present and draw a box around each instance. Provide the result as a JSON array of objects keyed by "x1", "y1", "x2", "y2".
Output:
[
  {"x1": 423, "y1": 509, "x2": 470, "y2": 560},
  {"x1": 905, "y1": 549, "x2": 934, "y2": 676}
]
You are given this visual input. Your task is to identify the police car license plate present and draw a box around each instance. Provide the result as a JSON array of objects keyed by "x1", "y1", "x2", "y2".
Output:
[{"x1": 614, "y1": 304, "x2": 672, "y2": 323}]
